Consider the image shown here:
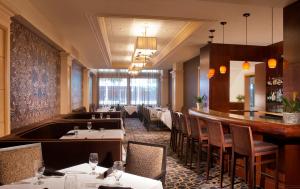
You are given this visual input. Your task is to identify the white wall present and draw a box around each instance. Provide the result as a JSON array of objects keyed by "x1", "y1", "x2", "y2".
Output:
[{"x1": 229, "y1": 61, "x2": 260, "y2": 102}]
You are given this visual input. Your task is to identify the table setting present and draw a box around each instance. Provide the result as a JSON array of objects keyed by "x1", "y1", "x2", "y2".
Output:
[{"x1": 0, "y1": 157, "x2": 163, "y2": 189}]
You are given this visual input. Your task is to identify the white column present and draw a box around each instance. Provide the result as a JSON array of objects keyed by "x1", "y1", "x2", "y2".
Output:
[
  {"x1": 60, "y1": 52, "x2": 72, "y2": 114},
  {"x1": 0, "y1": 5, "x2": 13, "y2": 136},
  {"x1": 82, "y1": 68, "x2": 90, "y2": 111},
  {"x1": 160, "y1": 70, "x2": 169, "y2": 107},
  {"x1": 172, "y1": 62, "x2": 184, "y2": 111}
]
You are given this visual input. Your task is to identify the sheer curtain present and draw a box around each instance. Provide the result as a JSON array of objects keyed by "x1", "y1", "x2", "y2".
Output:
[
  {"x1": 130, "y1": 70, "x2": 161, "y2": 105},
  {"x1": 98, "y1": 69, "x2": 162, "y2": 106},
  {"x1": 98, "y1": 69, "x2": 128, "y2": 105}
]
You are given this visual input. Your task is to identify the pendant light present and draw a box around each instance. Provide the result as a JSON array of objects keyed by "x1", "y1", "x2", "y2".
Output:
[
  {"x1": 242, "y1": 13, "x2": 250, "y2": 71},
  {"x1": 207, "y1": 68, "x2": 215, "y2": 79},
  {"x1": 268, "y1": 8, "x2": 277, "y2": 69},
  {"x1": 219, "y1": 21, "x2": 227, "y2": 74}
]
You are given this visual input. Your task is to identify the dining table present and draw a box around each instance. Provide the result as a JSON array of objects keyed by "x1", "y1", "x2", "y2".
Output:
[
  {"x1": 60, "y1": 129, "x2": 124, "y2": 140},
  {"x1": 123, "y1": 105, "x2": 137, "y2": 115},
  {"x1": 148, "y1": 107, "x2": 172, "y2": 129},
  {"x1": 0, "y1": 163, "x2": 164, "y2": 189}
]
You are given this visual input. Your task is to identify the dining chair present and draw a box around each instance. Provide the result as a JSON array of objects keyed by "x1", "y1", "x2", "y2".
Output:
[
  {"x1": 145, "y1": 108, "x2": 160, "y2": 131},
  {"x1": 0, "y1": 143, "x2": 43, "y2": 185},
  {"x1": 230, "y1": 124, "x2": 279, "y2": 189},
  {"x1": 206, "y1": 119, "x2": 232, "y2": 188},
  {"x1": 125, "y1": 141, "x2": 167, "y2": 185}
]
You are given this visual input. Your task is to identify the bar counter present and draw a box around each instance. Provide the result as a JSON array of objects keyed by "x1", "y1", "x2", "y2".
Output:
[{"x1": 189, "y1": 108, "x2": 300, "y2": 189}]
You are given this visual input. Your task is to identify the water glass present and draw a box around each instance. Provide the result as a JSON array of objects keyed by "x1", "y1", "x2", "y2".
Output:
[
  {"x1": 87, "y1": 122, "x2": 92, "y2": 131},
  {"x1": 33, "y1": 160, "x2": 45, "y2": 185},
  {"x1": 91, "y1": 114, "x2": 96, "y2": 120},
  {"x1": 89, "y1": 153, "x2": 99, "y2": 175},
  {"x1": 74, "y1": 126, "x2": 79, "y2": 136},
  {"x1": 64, "y1": 175, "x2": 77, "y2": 189},
  {"x1": 113, "y1": 161, "x2": 125, "y2": 185},
  {"x1": 100, "y1": 113, "x2": 103, "y2": 119}
]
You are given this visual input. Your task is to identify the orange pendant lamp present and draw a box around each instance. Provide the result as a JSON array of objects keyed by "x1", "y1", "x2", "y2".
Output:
[
  {"x1": 268, "y1": 8, "x2": 277, "y2": 69},
  {"x1": 219, "y1": 21, "x2": 227, "y2": 74},
  {"x1": 207, "y1": 68, "x2": 215, "y2": 79},
  {"x1": 242, "y1": 13, "x2": 251, "y2": 71}
]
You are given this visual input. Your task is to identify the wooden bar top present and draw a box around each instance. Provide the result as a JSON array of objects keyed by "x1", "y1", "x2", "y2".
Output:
[{"x1": 189, "y1": 108, "x2": 300, "y2": 139}]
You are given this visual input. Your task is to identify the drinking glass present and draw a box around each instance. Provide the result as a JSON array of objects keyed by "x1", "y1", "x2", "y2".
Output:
[
  {"x1": 113, "y1": 161, "x2": 125, "y2": 185},
  {"x1": 74, "y1": 126, "x2": 79, "y2": 136},
  {"x1": 106, "y1": 115, "x2": 110, "y2": 119},
  {"x1": 87, "y1": 122, "x2": 92, "y2": 131},
  {"x1": 100, "y1": 113, "x2": 103, "y2": 119},
  {"x1": 33, "y1": 160, "x2": 45, "y2": 185},
  {"x1": 91, "y1": 114, "x2": 96, "y2": 120},
  {"x1": 89, "y1": 153, "x2": 99, "y2": 175},
  {"x1": 64, "y1": 175, "x2": 77, "y2": 189}
]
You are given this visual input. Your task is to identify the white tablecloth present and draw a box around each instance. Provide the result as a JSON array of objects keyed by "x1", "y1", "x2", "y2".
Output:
[
  {"x1": 97, "y1": 107, "x2": 116, "y2": 112},
  {"x1": 148, "y1": 108, "x2": 172, "y2": 129},
  {"x1": 0, "y1": 163, "x2": 163, "y2": 189},
  {"x1": 60, "y1": 129, "x2": 124, "y2": 140},
  {"x1": 124, "y1": 106, "x2": 137, "y2": 115}
]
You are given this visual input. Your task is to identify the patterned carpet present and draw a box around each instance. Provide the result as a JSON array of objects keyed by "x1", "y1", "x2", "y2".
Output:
[{"x1": 123, "y1": 118, "x2": 248, "y2": 189}]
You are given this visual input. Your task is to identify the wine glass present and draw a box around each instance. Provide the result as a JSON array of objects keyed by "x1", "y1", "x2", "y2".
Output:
[
  {"x1": 113, "y1": 161, "x2": 125, "y2": 185},
  {"x1": 91, "y1": 114, "x2": 96, "y2": 120},
  {"x1": 64, "y1": 174, "x2": 77, "y2": 189},
  {"x1": 74, "y1": 126, "x2": 79, "y2": 136},
  {"x1": 33, "y1": 160, "x2": 45, "y2": 185},
  {"x1": 100, "y1": 113, "x2": 103, "y2": 119},
  {"x1": 89, "y1": 153, "x2": 98, "y2": 175},
  {"x1": 87, "y1": 122, "x2": 92, "y2": 131}
]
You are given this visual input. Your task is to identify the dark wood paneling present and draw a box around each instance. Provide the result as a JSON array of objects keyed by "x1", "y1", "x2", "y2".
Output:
[
  {"x1": 183, "y1": 55, "x2": 200, "y2": 109},
  {"x1": 283, "y1": 0, "x2": 300, "y2": 98},
  {"x1": 200, "y1": 42, "x2": 283, "y2": 113}
]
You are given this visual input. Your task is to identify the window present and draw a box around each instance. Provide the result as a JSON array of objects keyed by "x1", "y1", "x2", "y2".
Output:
[
  {"x1": 130, "y1": 78, "x2": 159, "y2": 105},
  {"x1": 99, "y1": 78, "x2": 127, "y2": 105}
]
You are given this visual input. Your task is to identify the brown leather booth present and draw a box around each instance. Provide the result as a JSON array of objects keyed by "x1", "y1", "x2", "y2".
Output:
[
  {"x1": 61, "y1": 112, "x2": 122, "y2": 119},
  {"x1": 0, "y1": 119, "x2": 123, "y2": 170}
]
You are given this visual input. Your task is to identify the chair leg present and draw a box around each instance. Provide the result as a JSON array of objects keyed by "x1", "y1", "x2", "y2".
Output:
[
  {"x1": 244, "y1": 157, "x2": 248, "y2": 184},
  {"x1": 189, "y1": 139, "x2": 195, "y2": 168},
  {"x1": 275, "y1": 150, "x2": 279, "y2": 189},
  {"x1": 231, "y1": 152, "x2": 236, "y2": 189},
  {"x1": 177, "y1": 133, "x2": 181, "y2": 157},
  {"x1": 185, "y1": 137, "x2": 190, "y2": 165},
  {"x1": 249, "y1": 157, "x2": 255, "y2": 189},
  {"x1": 220, "y1": 148, "x2": 224, "y2": 188},
  {"x1": 196, "y1": 142, "x2": 201, "y2": 173},
  {"x1": 206, "y1": 144, "x2": 211, "y2": 181}
]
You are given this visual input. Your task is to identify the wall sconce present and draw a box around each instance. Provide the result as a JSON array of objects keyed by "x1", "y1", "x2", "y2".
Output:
[{"x1": 219, "y1": 66, "x2": 227, "y2": 74}]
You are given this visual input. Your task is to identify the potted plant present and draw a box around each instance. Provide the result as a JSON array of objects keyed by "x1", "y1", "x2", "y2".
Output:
[
  {"x1": 195, "y1": 96, "x2": 205, "y2": 110},
  {"x1": 236, "y1": 94, "x2": 245, "y2": 102},
  {"x1": 282, "y1": 95, "x2": 300, "y2": 124}
]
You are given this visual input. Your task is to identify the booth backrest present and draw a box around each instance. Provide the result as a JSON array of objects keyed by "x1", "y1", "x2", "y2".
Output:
[{"x1": 62, "y1": 112, "x2": 121, "y2": 119}]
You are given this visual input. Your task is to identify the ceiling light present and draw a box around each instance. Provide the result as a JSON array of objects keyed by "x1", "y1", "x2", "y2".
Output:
[
  {"x1": 207, "y1": 68, "x2": 215, "y2": 79},
  {"x1": 133, "y1": 36, "x2": 157, "y2": 57},
  {"x1": 243, "y1": 13, "x2": 251, "y2": 71},
  {"x1": 220, "y1": 21, "x2": 227, "y2": 74},
  {"x1": 268, "y1": 8, "x2": 277, "y2": 69}
]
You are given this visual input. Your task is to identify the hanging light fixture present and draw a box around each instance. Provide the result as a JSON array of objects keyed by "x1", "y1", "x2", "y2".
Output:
[
  {"x1": 207, "y1": 68, "x2": 215, "y2": 79},
  {"x1": 133, "y1": 26, "x2": 157, "y2": 58},
  {"x1": 242, "y1": 13, "x2": 250, "y2": 71},
  {"x1": 268, "y1": 8, "x2": 277, "y2": 69},
  {"x1": 219, "y1": 21, "x2": 227, "y2": 74}
]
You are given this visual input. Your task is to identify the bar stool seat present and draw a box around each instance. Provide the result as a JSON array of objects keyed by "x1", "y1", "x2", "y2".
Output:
[{"x1": 254, "y1": 142, "x2": 278, "y2": 153}]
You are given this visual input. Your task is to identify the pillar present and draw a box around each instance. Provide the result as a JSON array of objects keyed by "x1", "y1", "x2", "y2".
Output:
[
  {"x1": 172, "y1": 62, "x2": 184, "y2": 111},
  {"x1": 82, "y1": 68, "x2": 89, "y2": 110}
]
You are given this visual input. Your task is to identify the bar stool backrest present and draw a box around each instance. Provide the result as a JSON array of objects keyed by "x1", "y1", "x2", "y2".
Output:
[
  {"x1": 188, "y1": 115, "x2": 201, "y2": 139},
  {"x1": 230, "y1": 124, "x2": 254, "y2": 156},
  {"x1": 207, "y1": 119, "x2": 225, "y2": 148},
  {"x1": 180, "y1": 114, "x2": 190, "y2": 135},
  {"x1": 174, "y1": 113, "x2": 181, "y2": 131},
  {"x1": 196, "y1": 118, "x2": 208, "y2": 141}
]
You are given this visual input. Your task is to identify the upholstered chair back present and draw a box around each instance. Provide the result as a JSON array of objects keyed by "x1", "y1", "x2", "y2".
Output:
[
  {"x1": 125, "y1": 141, "x2": 166, "y2": 183},
  {"x1": 0, "y1": 143, "x2": 43, "y2": 185}
]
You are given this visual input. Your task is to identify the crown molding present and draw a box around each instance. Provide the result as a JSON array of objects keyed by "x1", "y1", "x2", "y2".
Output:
[
  {"x1": 85, "y1": 14, "x2": 112, "y2": 68},
  {"x1": 151, "y1": 21, "x2": 202, "y2": 66}
]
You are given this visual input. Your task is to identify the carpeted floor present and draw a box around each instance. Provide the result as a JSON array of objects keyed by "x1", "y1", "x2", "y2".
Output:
[{"x1": 123, "y1": 118, "x2": 248, "y2": 189}]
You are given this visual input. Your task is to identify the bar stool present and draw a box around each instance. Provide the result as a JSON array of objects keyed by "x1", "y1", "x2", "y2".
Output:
[
  {"x1": 230, "y1": 124, "x2": 279, "y2": 189},
  {"x1": 178, "y1": 114, "x2": 191, "y2": 162},
  {"x1": 206, "y1": 119, "x2": 232, "y2": 188},
  {"x1": 185, "y1": 115, "x2": 208, "y2": 172}
]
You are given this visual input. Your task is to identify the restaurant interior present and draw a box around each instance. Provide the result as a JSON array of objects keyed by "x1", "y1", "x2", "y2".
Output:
[{"x1": 0, "y1": 0, "x2": 300, "y2": 189}]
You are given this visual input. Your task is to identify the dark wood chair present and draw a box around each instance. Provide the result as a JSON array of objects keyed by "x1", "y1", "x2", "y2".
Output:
[
  {"x1": 178, "y1": 114, "x2": 191, "y2": 163},
  {"x1": 169, "y1": 110, "x2": 176, "y2": 151},
  {"x1": 206, "y1": 119, "x2": 232, "y2": 188},
  {"x1": 173, "y1": 112, "x2": 182, "y2": 153},
  {"x1": 230, "y1": 124, "x2": 279, "y2": 189}
]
